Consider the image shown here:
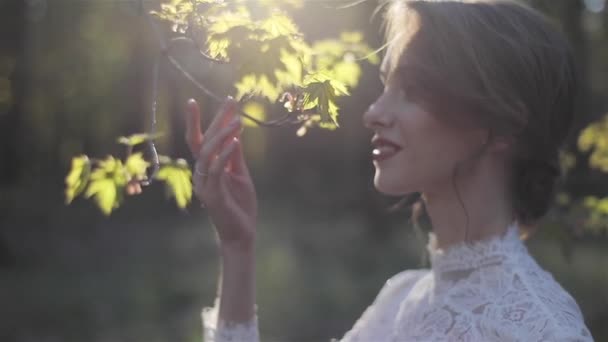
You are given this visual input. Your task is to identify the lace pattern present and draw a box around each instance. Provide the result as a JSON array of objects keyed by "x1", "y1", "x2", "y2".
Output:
[
  {"x1": 427, "y1": 222, "x2": 526, "y2": 275},
  {"x1": 390, "y1": 223, "x2": 593, "y2": 341},
  {"x1": 202, "y1": 299, "x2": 260, "y2": 342}
]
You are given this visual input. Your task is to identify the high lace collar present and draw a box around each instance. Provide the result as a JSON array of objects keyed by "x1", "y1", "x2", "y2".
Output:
[{"x1": 427, "y1": 222, "x2": 527, "y2": 276}]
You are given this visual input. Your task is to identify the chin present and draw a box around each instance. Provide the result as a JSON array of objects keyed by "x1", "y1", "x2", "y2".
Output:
[{"x1": 373, "y1": 173, "x2": 412, "y2": 196}]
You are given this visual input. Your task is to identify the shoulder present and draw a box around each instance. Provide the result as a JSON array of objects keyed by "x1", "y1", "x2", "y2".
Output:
[
  {"x1": 339, "y1": 269, "x2": 429, "y2": 342},
  {"x1": 481, "y1": 257, "x2": 593, "y2": 341},
  {"x1": 367, "y1": 268, "x2": 429, "y2": 315},
  {"x1": 387, "y1": 268, "x2": 429, "y2": 286},
  {"x1": 377, "y1": 269, "x2": 429, "y2": 300},
  {"x1": 366, "y1": 269, "x2": 429, "y2": 312},
  {"x1": 518, "y1": 259, "x2": 593, "y2": 340}
]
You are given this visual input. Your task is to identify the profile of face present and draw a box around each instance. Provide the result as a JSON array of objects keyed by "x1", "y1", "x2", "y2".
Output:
[{"x1": 363, "y1": 56, "x2": 488, "y2": 197}]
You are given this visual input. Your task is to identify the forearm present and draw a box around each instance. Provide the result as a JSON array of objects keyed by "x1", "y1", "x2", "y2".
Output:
[{"x1": 217, "y1": 241, "x2": 256, "y2": 323}]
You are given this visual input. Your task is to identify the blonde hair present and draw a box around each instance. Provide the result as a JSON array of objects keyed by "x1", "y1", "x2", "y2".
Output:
[{"x1": 382, "y1": 0, "x2": 578, "y2": 225}]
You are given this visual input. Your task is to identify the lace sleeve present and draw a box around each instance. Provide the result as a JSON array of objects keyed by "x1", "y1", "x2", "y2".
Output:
[{"x1": 202, "y1": 298, "x2": 260, "y2": 342}]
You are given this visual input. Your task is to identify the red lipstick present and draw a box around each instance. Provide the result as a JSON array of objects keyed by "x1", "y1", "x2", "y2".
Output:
[{"x1": 371, "y1": 136, "x2": 402, "y2": 162}]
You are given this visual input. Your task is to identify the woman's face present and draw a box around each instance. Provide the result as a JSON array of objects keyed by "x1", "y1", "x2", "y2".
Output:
[{"x1": 363, "y1": 61, "x2": 487, "y2": 196}]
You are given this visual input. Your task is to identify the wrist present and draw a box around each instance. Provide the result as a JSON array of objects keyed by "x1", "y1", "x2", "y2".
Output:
[{"x1": 220, "y1": 239, "x2": 256, "y2": 258}]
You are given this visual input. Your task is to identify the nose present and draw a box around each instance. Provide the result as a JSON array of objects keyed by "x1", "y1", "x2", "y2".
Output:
[{"x1": 363, "y1": 96, "x2": 393, "y2": 129}]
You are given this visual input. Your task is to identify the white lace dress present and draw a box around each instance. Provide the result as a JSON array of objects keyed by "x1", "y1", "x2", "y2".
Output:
[{"x1": 201, "y1": 224, "x2": 593, "y2": 341}]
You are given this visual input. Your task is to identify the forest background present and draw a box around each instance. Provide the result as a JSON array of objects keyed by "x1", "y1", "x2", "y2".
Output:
[{"x1": 1, "y1": 0, "x2": 607, "y2": 341}]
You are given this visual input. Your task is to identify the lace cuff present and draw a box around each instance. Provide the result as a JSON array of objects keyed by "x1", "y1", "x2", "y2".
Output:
[{"x1": 202, "y1": 298, "x2": 260, "y2": 342}]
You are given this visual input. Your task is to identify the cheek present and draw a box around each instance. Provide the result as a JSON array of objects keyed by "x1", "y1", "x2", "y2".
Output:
[{"x1": 400, "y1": 117, "x2": 480, "y2": 186}]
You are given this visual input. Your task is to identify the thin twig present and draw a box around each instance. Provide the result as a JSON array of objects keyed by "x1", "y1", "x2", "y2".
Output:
[
  {"x1": 166, "y1": 53, "x2": 302, "y2": 127},
  {"x1": 140, "y1": 2, "x2": 163, "y2": 186},
  {"x1": 168, "y1": 36, "x2": 229, "y2": 64}
]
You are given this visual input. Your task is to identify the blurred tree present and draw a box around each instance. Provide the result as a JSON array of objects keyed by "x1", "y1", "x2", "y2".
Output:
[{"x1": 0, "y1": 0, "x2": 25, "y2": 186}]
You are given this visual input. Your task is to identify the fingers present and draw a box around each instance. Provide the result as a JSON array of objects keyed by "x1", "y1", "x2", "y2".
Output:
[
  {"x1": 208, "y1": 139, "x2": 238, "y2": 180},
  {"x1": 191, "y1": 97, "x2": 242, "y2": 204},
  {"x1": 229, "y1": 137, "x2": 250, "y2": 177},
  {"x1": 126, "y1": 179, "x2": 142, "y2": 195},
  {"x1": 197, "y1": 139, "x2": 238, "y2": 206},
  {"x1": 205, "y1": 97, "x2": 238, "y2": 143},
  {"x1": 185, "y1": 99, "x2": 204, "y2": 157},
  {"x1": 197, "y1": 116, "x2": 242, "y2": 176}
]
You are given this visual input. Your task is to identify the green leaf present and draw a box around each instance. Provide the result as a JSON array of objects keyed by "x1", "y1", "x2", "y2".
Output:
[
  {"x1": 301, "y1": 73, "x2": 349, "y2": 126},
  {"x1": 242, "y1": 102, "x2": 266, "y2": 127},
  {"x1": 155, "y1": 160, "x2": 192, "y2": 209},
  {"x1": 578, "y1": 125, "x2": 597, "y2": 152},
  {"x1": 85, "y1": 178, "x2": 118, "y2": 216},
  {"x1": 117, "y1": 133, "x2": 163, "y2": 146},
  {"x1": 340, "y1": 31, "x2": 363, "y2": 44},
  {"x1": 208, "y1": 37, "x2": 231, "y2": 59},
  {"x1": 92, "y1": 156, "x2": 118, "y2": 176},
  {"x1": 232, "y1": 35, "x2": 297, "y2": 87},
  {"x1": 596, "y1": 198, "x2": 608, "y2": 215},
  {"x1": 65, "y1": 155, "x2": 91, "y2": 204},
  {"x1": 312, "y1": 40, "x2": 347, "y2": 71},
  {"x1": 331, "y1": 60, "x2": 361, "y2": 87},
  {"x1": 578, "y1": 115, "x2": 608, "y2": 172},
  {"x1": 90, "y1": 156, "x2": 128, "y2": 186},
  {"x1": 584, "y1": 196, "x2": 598, "y2": 208},
  {"x1": 206, "y1": 7, "x2": 252, "y2": 36},
  {"x1": 81, "y1": 155, "x2": 130, "y2": 215},
  {"x1": 276, "y1": 51, "x2": 304, "y2": 87},
  {"x1": 126, "y1": 153, "x2": 151, "y2": 180},
  {"x1": 235, "y1": 74, "x2": 280, "y2": 102},
  {"x1": 260, "y1": 12, "x2": 299, "y2": 38},
  {"x1": 259, "y1": 0, "x2": 303, "y2": 8}
]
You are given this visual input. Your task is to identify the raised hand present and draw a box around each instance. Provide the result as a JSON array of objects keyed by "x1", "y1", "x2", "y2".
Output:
[{"x1": 186, "y1": 98, "x2": 257, "y2": 247}]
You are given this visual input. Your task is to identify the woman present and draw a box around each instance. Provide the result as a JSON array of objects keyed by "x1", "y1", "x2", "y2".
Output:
[{"x1": 185, "y1": 0, "x2": 594, "y2": 340}]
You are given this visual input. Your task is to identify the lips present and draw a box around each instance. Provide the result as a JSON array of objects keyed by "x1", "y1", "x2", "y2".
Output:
[{"x1": 371, "y1": 136, "x2": 403, "y2": 162}]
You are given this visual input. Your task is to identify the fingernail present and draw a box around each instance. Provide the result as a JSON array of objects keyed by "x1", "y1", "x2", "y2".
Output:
[{"x1": 187, "y1": 99, "x2": 197, "y2": 111}]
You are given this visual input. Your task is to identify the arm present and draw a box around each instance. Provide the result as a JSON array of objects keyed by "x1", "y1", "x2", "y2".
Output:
[
  {"x1": 186, "y1": 98, "x2": 260, "y2": 342},
  {"x1": 217, "y1": 244, "x2": 256, "y2": 323},
  {"x1": 202, "y1": 245, "x2": 259, "y2": 342}
]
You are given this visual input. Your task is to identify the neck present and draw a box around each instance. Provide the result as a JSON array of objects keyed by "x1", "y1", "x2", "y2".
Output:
[{"x1": 422, "y1": 158, "x2": 514, "y2": 250}]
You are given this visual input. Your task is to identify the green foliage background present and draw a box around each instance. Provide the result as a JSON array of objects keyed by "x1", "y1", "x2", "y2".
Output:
[{"x1": 1, "y1": 0, "x2": 608, "y2": 341}]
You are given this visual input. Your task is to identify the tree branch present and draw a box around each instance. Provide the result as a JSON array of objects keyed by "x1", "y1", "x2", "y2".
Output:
[{"x1": 143, "y1": 0, "x2": 304, "y2": 128}]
